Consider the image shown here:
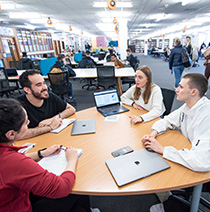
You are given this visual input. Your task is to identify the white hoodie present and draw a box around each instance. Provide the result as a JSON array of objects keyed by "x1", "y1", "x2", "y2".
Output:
[{"x1": 152, "y1": 97, "x2": 210, "y2": 172}]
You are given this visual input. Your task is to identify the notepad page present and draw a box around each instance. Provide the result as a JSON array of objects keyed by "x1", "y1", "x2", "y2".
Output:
[
  {"x1": 50, "y1": 118, "x2": 76, "y2": 133},
  {"x1": 38, "y1": 149, "x2": 82, "y2": 176}
]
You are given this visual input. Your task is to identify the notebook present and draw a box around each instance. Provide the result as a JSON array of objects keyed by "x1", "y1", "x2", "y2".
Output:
[
  {"x1": 50, "y1": 119, "x2": 75, "y2": 133},
  {"x1": 5, "y1": 68, "x2": 18, "y2": 77},
  {"x1": 38, "y1": 149, "x2": 82, "y2": 176},
  {"x1": 106, "y1": 148, "x2": 170, "y2": 187},
  {"x1": 93, "y1": 89, "x2": 129, "y2": 116},
  {"x1": 71, "y1": 119, "x2": 95, "y2": 135}
]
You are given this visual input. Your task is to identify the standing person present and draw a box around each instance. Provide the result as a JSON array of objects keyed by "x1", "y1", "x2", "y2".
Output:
[
  {"x1": 98, "y1": 44, "x2": 102, "y2": 52},
  {"x1": 0, "y1": 98, "x2": 100, "y2": 212},
  {"x1": 18, "y1": 70, "x2": 76, "y2": 139},
  {"x1": 50, "y1": 54, "x2": 76, "y2": 99},
  {"x1": 203, "y1": 46, "x2": 210, "y2": 80},
  {"x1": 183, "y1": 36, "x2": 193, "y2": 75},
  {"x1": 141, "y1": 73, "x2": 210, "y2": 212},
  {"x1": 169, "y1": 38, "x2": 185, "y2": 89},
  {"x1": 121, "y1": 65, "x2": 165, "y2": 124}
]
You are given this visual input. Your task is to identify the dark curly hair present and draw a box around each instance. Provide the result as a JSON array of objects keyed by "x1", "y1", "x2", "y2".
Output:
[{"x1": 0, "y1": 98, "x2": 25, "y2": 143}]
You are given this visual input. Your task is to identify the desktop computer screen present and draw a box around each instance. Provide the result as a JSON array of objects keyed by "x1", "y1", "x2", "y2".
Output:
[{"x1": 0, "y1": 59, "x2": 4, "y2": 68}]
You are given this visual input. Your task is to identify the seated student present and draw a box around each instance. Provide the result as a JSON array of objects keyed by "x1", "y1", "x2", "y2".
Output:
[
  {"x1": 141, "y1": 73, "x2": 210, "y2": 212},
  {"x1": 78, "y1": 50, "x2": 96, "y2": 68},
  {"x1": 110, "y1": 54, "x2": 125, "y2": 68},
  {"x1": 17, "y1": 52, "x2": 35, "y2": 70},
  {"x1": 50, "y1": 54, "x2": 76, "y2": 99},
  {"x1": 121, "y1": 65, "x2": 165, "y2": 124},
  {"x1": 17, "y1": 70, "x2": 76, "y2": 139},
  {"x1": 105, "y1": 49, "x2": 119, "y2": 62},
  {"x1": 0, "y1": 98, "x2": 99, "y2": 212},
  {"x1": 126, "y1": 48, "x2": 138, "y2": 70},
  {"x1": 74, "y1": 50, "x2": 82, "y2": 62}
]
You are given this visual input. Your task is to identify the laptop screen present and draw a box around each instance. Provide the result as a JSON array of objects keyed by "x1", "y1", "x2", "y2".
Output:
[
  {"x1": 5, "y1": 68, "x2": 18, "y2": 77},
  {"x1": 94, "y1": 90, "x2": 120, "y2": 107}
]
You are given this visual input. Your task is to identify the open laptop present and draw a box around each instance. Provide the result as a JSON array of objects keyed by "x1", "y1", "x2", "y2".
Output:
[
  {"x1": 106, "y1": 148, "x2": 170, "y2": 187},
  {"x1": 71, "y1": 119, "x2": 95, "y2": 135},
  {"x1": 5, "y1": 68, "x2": 19, "y2": 77},
  {"x1": 93, "y1": 89, "x2": 129, "y2": 116}
]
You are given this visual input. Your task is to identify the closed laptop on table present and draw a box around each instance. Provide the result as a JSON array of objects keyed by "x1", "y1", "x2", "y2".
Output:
[
  {"x1": 71, "y1": 119, "x2": 95, "y2": 135},
  {"x1": 106, "y1": 148, "x2": 170, "y2": 187},
  {"x1": 93, "y1": 89, "x2": 129, "y2": 116}
]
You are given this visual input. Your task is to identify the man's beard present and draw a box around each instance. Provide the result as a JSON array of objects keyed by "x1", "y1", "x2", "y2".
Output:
[{"x1": 31, "y1": 88, "x2": 49, "y2": 100}]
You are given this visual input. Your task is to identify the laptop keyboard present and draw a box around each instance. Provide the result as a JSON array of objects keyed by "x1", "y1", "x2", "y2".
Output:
[{"x1": 99, "y1": 105, "x2": 121, "y2": 112}]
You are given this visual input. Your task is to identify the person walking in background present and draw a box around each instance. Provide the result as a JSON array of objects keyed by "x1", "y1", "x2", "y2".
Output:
[
  {"x1": 182, "y1": 36, "x2": 193, "y2": 75},
  {"x1": 169, "y1": 38, "x2": 185, "y2": 89},
  {"x1": 203, "y1": 45, "x2": 210, "y2": 80}
]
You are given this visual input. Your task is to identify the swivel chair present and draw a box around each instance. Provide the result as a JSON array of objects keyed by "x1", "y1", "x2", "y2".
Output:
[
  {"x1": 47, "y1": 71, "x2": 70, "y2": 100},
  {"x1": 96, "y1": 66, "x2": 116, "y2": 90}
]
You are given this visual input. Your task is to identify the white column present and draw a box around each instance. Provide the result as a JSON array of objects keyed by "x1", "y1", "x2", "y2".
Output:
[
  {"x1": 118, "y1": 18, "x2": 128, "y2": 60},
  {"x1": 144, "y1": 40, "x2": 148, "y2": 56}
]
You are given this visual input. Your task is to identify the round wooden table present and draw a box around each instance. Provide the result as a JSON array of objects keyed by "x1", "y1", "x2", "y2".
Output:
[{"x1": 15, "y1": 106, "x2": 210, "y2": 212}]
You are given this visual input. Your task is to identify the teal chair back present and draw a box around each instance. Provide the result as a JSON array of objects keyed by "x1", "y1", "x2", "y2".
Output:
[{"x1": 39, "y1": 58, "x2": 57, "y2": 76}]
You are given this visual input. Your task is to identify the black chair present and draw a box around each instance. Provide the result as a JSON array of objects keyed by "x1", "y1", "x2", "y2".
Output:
[
  {"x1": 172, "y1": 182, "x2": 210, "y2": 211},
  {"x1": 78, "y1": 60, "x2": 98, "y2": 90},
  {"x1": 47, "y1": 71, "x2": 70, "y2": 100},
  {"x1": 0, "y1": 68, "x2": 18, "y2": 97},
  {"x1": 96, "y1": 66, "x2": 116, "y2": 90},
  {"x1": 161, "y1": 88, "x2": 175, "y2": 116},
  {"x1": 98, "y1": 53, "x2": 106, "y2": 60},
  {"x1": 9, "y1": 60, "x2": 19, "y2": 69}
]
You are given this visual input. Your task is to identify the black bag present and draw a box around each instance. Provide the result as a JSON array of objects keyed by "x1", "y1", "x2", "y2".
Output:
[{"x1": 182, "y1": 47, "x2": 191, "y2": 68}]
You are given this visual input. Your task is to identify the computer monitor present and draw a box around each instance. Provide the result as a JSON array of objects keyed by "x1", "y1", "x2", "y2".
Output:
[{"x1": 0, "y1": 59, "x2": 4, "y2": 68}]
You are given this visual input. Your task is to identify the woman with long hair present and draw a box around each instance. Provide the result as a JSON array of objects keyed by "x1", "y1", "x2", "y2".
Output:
[
  {"x1": 121, "y1": 65, "x2": 165, "y2": 124},
  {"x1": 0, "y1": 98, "x2": 98, "y2": 212}
]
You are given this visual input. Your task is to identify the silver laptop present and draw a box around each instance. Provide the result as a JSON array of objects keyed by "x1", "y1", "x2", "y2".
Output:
[
  {"x1": 106, "y1": 149, "x2": 170, "y2": 187},
  {"x1": 71, "y1": 119, "x2": 95, "y2": 135},
  {"x1": 93, "y1": 89, "x2": 129, "y2": 116}
]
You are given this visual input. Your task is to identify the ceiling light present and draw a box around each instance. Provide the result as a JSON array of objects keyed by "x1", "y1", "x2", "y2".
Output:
[
  {"x1": 97, "y1": 11, "x2": 131, "y2": 18},
  {"x1": 9, "y1": 12, "x2": 41, "y2": 19},
  {"x1": 1, "y1": 3, "x2": 15, "y2": 10},
  {"x1": 30, "y1": 19, "x2": 46, "y2": 24},
  {"x1": 93, "y1": 2, "x2": 132, "y2": 8}
]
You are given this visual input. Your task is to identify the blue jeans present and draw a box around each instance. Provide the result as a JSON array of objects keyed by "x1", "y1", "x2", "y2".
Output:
[
  {"x1": 68, "y1": 82, "x2": 73, "y2": 97},
  {"x1": 173, "y1": 65, "x2": 185, "y2": 88}
]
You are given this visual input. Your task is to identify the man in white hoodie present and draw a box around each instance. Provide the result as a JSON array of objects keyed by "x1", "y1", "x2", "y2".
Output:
[{"x1": 141, "y1": 73, "x2": 210, "y2": 211}]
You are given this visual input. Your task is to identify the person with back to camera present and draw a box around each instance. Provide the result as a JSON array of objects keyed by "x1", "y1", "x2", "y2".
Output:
[
  {"x1": 18, "y1": 52, "x2": 35, "y2": 70},
  {"x1": 121, "y1": 65, "x2": 165, "y2": 124},
  {"x1": 141, "y1": 73, "x2": 210, "y2": 212},
  {"x1": 0, "y1": 98, "x2": 101, "y2": 212},
  {"x1": 169, "y1": 38, "x2": 185, "y2": 89}
]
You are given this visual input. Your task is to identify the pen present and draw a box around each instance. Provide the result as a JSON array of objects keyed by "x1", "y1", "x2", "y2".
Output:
[
  {"x1": 60, "y1": 146, "x2": 66, "y2": 151},
  {"x1": 58, "y1": 112, "x2": 61, "y2": 118}
]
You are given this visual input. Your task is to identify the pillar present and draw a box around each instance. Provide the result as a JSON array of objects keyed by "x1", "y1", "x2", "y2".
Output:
[{"x1": 118, "y1": 18, "x2": 128, "y2": 60}]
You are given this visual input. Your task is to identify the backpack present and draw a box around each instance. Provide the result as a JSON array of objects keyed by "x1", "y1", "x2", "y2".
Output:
[{"x1": 182, "y1": 47, "x2": 191, "y2": 68}]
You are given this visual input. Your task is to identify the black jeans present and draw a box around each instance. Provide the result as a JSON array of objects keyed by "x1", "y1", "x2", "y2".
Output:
[{"x1": 30, "y1": 193, "x2": 91, "y2": 212}]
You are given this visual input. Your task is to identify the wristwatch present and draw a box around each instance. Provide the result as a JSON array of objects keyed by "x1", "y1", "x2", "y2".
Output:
[{"x1": 37, "y1": 148, "x2": 47, "y2": 159}]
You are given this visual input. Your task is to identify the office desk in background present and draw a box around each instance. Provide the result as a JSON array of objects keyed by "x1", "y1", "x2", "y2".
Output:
[
  {"x1": 8, "y1": 67, "x2": 135, "y2": 95},
  {"x1": 14, "y1": 106, "x2": 210, "y2": 212},
  {"x1": 72, "y1": 67, "x2": 135, "y2": 95}
]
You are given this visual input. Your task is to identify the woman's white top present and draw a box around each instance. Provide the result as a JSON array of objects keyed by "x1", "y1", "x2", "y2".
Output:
[{"x1": 121, "y1": 84, "x2": 165, "y2": 122}]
